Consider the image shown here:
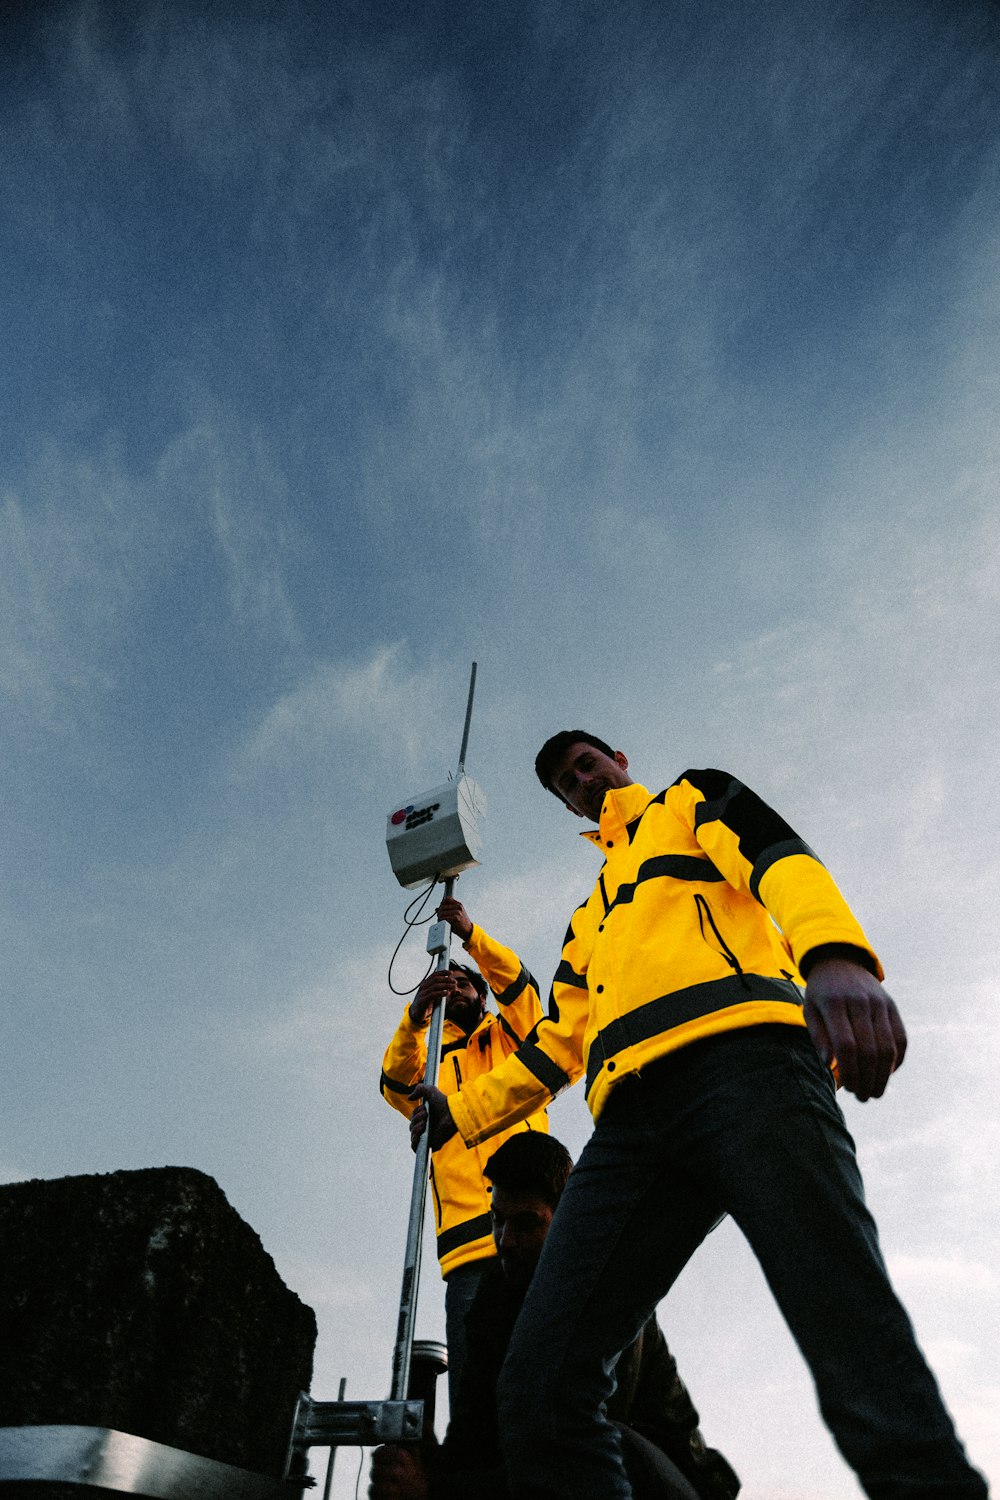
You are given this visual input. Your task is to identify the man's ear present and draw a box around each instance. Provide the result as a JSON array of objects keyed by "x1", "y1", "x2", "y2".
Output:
[{"x1": 614, "y1": 751, "x2": 629, "y2": 773}]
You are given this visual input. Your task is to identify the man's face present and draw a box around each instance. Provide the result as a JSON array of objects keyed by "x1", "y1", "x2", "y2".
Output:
[
  {"x1": 490, "y1": 1184, "x2": 555, "y2": 1286},
  {"x1": 445, "y1": 966, "x2": 485, "y2": 1034},
  {"x1": 551, "y1": 741, "x2": 632, "y2": 823}
]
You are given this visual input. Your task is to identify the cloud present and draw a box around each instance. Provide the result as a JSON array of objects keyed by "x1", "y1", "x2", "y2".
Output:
[
  {"x1": 889, "y1": 1254, "x2": 1000, "y2": 1299},
  {"x1": 0, "y1": 448, "x2": 147, "y2": 732},
  {"x1": 280, "y1": 1260, "x2": 380, "y2": 1315},
  {"x1": 237, "y1": 643, "x2": 464, "y2": 787},
  {"x1": 240, "y1": 940, "x2": 400, "y2": 1078},
  {"x1": 0, "y1": 404, "x2": 302, "y2": 774},
  {"x1": 153, "y1": 407, "x2": 299, "y2": 645}
]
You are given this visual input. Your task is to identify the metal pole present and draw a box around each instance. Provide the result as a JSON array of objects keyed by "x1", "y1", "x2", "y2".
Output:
[
  {"x1": 389, "y1": 876, "x2": 454, "y2": 1401},
  {"x1": 321, "y1": 1379, "x2": 347, "y2": 1500},
  {"x1": 389, "y1": 659, "x2": 478, "y2": 1403}
]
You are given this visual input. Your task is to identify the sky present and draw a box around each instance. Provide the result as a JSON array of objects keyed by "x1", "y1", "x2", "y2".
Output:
[{"x1": 1, "y1": 0, "x2": 999, "y2": 1494}]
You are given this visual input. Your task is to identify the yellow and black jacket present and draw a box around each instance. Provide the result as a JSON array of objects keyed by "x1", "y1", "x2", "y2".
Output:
[
  {"x1": 448, "y1": 772, "x2": 882, "y2": 1148},
  {"x1": 380, "y1": 925, "x2": 549, "y2": 1278}
]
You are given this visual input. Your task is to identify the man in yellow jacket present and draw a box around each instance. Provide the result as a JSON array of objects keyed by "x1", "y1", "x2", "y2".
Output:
[
  {"x1": 381, "y1": 896, "x2": 548, "y2": 1403},
  {"x1": 412, "y1": 733, "x2": 987, "y2": 1499}
]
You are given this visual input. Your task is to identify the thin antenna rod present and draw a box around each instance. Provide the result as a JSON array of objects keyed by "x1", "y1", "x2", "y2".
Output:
[{"x1": 456, "y1": 661, "x2": 477, "y2": 774}]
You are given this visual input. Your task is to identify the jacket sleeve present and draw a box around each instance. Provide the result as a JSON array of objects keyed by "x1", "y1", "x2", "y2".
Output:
[
  {"x1": 620, "y1": 1318, "x2": 741, "y2": 1500},
  {"x1": 464, "y1": 924, "x2": 544, "y2": 1043},
  {"x1": 447, "y1": 903, "x2": 593, "y2": 1148},
  {"x1": 673, "y1": 770, "x2": 883, "y2": 980},
  {"x1": 379, "y1": 1004, "x2": 429, "y2": 1120}
]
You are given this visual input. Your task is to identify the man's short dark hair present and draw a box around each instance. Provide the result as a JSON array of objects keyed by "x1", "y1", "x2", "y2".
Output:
[
  {"x1": 535, "y1": 730, "x2": 616, "y2": 801},
  {"x1": 483, "y1": 1133, "x2": 573, "y2": 1209},
  {"x1": 450, "y1": 960, "x2": 488, "y2": 1001}
]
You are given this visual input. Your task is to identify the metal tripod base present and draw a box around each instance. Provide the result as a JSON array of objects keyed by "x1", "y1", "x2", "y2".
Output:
[{"x1": 0, "y1": 1426, "x2": 297, "y2": 1500}]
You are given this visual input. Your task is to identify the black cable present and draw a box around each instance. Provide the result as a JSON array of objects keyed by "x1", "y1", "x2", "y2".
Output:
[{"x1": 387, "y1": 876, "x2": 440, "y2": 996}]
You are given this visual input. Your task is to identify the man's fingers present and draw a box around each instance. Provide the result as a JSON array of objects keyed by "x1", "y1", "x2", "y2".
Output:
[
  {"x1": 803, "y1": 997, "x2": 835, "y2": 1069},
  {"x1": 409, "y1": 1105, "x2": 427, "y2": 1153},
  {"x1": 845, "y1": 996, "x2": 879, "y2": 1101},
  {"x1": 864, "y1": 995, "x2": 903, "y2": 1099},
  {"x1": 865, "y1": 991, "x2": 906, "y2": 1097},
  {"x1": 416, "y1": 971, "x2": 455, "y2": 996},
  {"x1": 806, "y1": 993, "x2": 875, "y2": 1098}
]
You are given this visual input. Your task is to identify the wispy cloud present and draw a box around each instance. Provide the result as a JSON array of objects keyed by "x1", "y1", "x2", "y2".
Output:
[
  {"x1": 240, "y1": 940, "x2": 399, "y2": 1077},
  {"x1": 237, "y1": 643, "x2": 462, "y2": 787},
  {"x1": 155, "y1": 407, "x2": 299, "y2": 646},
  {"x1": 0, "y1": 447, "x2": 147, "y2": 731}
]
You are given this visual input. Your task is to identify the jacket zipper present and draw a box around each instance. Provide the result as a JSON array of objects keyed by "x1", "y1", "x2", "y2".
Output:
[
  {"x1": 693, "y1": 894, "x2": 751, "y2": 991},
  {"x1": 429, "y1": 1160, "x2": 443, "y2": 1228}
]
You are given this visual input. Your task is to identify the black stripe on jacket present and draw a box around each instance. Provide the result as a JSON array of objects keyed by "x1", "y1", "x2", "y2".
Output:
[
  {"x1": 584, "y1": 973, "x2": 804, "y2": 1097},
  {"x1": 437, "y1": 1213, "x2": 493, "y2": 1259},
  {"x1": 675, "y1": 770, "x2": 821, "y2": 902}
]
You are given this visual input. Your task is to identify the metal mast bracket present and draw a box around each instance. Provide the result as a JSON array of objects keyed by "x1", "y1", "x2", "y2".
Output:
[{"x1": 287, "y1": 1394, "x2": 424, "y2": 1459}]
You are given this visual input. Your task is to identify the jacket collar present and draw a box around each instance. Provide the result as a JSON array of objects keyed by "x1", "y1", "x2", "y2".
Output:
[
  {"x1": 581, "y1": 782, "x2": 653, "y2": 853},
  {"x1": 442, "y1": 1012, "x2": 488, "y2": 1045}
]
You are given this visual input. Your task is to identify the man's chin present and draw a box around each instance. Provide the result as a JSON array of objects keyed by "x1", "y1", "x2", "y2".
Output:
[
  {"x1": 500, "y1": 1259, "x2": 534, "y2": 1287},
  {"x1": 446, "y1": 1002, "x2": 478, "y2": 1026},
  {"x1": 587, "y1": 787, "x2": 608, "y2": 820}
]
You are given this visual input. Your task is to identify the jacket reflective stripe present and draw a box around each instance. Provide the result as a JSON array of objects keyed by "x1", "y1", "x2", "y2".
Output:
[
  {"x1": 494, "y1": 966, "x2": 537, "y2": 1007},
  {"x1": 749, "y1": 838, "x2": 819, "y2": 902},
  {"x1": 685, "y1": 771, "x2": 819, "y2": 896},
  {"x1": 690, "y1": 774, "x2": 744, "y2": 830},
  {"x1": 518, "y1": 1041, "x2": 573, "y2": 1096},
  {"x1": 380, "y1": 1070, "x2": 412, "y2": 1097},
  {"x1": 437, "y1": 1211, "x2": 493, "y2": 1258},
  {"x1": 608, "y1": 853, "x2": 725, "y2": 911},
  {"x1": 554, "y1": 958, "x2": 587, "y2": 988},
  {"x1": 584, "y1": 974, "x2": 805, "y2": 1097}
]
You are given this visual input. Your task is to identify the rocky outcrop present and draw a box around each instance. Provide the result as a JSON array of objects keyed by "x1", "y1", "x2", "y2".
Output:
[{"x1": 0, "y1": 1167, "x2": 316, "y2": 1476}]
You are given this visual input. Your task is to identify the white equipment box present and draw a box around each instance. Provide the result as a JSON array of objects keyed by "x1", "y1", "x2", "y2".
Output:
[{"x1": 386, "y1": 774, "x2": 486, "y2": 889}]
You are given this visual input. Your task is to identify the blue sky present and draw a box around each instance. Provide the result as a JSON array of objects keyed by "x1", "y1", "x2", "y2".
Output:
[{"x1": 2, "y1": 2, "x2": 999, "y2": 1494}]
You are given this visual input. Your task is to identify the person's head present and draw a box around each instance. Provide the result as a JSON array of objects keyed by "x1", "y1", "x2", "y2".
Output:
[
  {"x1": 534, "y1": 730, "x2": 632, "y2": 823},
  {"x1": 445, "y1": 961, "x2": 488, "y2": 1034},
  {"x1": 483, "y1": 1133, "x2": 573, "y2": 1284}
]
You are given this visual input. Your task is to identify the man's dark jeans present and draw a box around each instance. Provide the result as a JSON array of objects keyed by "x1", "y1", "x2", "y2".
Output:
[
  {"x1": 496, "y1": 1025, "x2": 987, "y2": 1499},
  {"x1": 444, "y1": 1259, "x2": 491, "y2": 1407}
]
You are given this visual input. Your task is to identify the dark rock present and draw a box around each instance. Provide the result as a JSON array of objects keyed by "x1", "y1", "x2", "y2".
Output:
[{"x1": 0, "y1": 1167, "x2": 317, "y2": 1476}]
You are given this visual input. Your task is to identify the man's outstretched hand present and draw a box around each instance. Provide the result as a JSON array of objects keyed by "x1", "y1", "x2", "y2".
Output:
[
  {"x1": 409, "y1": 1082, "x2": 458, "y2": 1151},
  {"x1": 437, "y1": 896, "x2": 473, "y2": 941},
  {"x1": 803, "y1": 958, "x2": 907, "y2": 1102}
]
